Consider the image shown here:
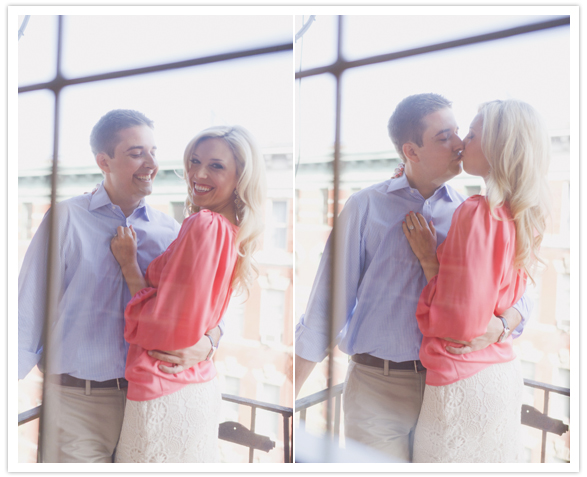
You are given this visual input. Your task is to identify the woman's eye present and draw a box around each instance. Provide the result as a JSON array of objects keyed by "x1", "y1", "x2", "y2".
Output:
[
  {"x1": 212, "y1": 163, "x2": 224, "y2": 170},
  {"x1": 190, "y1": 158, "x2": 199, "y2": 164}
]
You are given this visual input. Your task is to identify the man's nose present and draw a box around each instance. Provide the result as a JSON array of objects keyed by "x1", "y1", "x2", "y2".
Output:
[
  {"x1": 453, "y1": 135, "x2": 464, "y2": 149},
  {"x1": 144, "y1": 152, "x2": 157, "y2": 167}
]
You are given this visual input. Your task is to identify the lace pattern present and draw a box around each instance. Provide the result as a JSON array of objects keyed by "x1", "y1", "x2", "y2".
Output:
[
  {"x1": 114, "y1": 379, "x2": 221, "y2": 463},
  {"x1": 413, "y1": 360, "x2": 523, "y2": 463}
]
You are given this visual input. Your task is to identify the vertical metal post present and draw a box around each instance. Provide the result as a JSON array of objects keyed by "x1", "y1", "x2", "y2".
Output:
[
  {"x1": 249, "y1": 406, "x2": 257, "y2": 463},
  {"x1": 38, "y1": 15, "x2": 63, "y2": 462},
  {"x1": 541, "y1": 390, "x2": 550, "y2": 463},
  {"x1": 282, "y1": 414, "x2": 290, "y2": 463},
  {"x1": 325, "y1": 15, "x2": 344, "y2": 462}
]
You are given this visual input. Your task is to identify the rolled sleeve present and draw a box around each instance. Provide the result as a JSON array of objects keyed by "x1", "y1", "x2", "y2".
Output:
[{"x1": 511, "y1": 291, "x2": 532, "y2": 339}]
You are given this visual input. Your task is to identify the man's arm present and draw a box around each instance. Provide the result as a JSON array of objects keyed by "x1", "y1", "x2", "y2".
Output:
[
  {"x1": 148, "y1": 325, "x2": 222, "y2": 374},
  {"x1": 295, "y1": 355, "x2": 318, "y2": 399},
  {"x1": 445, "y1": 306, "x2": 522, "y2": 355},
  {"x1": 18, "y1": 209, "x2": 61, "y2": 379}
]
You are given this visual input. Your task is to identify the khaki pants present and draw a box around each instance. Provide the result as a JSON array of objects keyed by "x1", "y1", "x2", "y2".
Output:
[
  {"x1": 40, "y1": 381, "x2": 127, "y2": 463},
  {"x1": 343, "y1": 361, "x2": 426, "y2": 463}
]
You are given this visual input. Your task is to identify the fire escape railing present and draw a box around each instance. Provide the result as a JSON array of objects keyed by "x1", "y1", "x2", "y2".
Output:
[
  {"x1": 19, "y1": 394, "x2": 293, "y2": 463},
  {"x1": 295, "y1": 379, "x2": 569, "y2": 463}
]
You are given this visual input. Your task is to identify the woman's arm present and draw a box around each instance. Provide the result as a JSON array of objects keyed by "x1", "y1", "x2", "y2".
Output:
[
  {"x1": 110, "y1": 225, "x2": 147, "y2": 296},
  {"x1": 402, "y1": 211, "x2": 439, "y2": 282},
  {"x1": 122, "y1": 211, "x2": 237, "y2": 351},
  {"x1": 415, "y1": 198, "x2": 521, "y2": 343}
]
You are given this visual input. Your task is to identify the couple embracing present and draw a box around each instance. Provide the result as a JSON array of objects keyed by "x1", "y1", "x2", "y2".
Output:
[
  {"x1": 295, "y1": 93, "x2": 550, "y2": 463},
  {"x1": 19, "y1": 110, "x2": 267, "y2": 462}
]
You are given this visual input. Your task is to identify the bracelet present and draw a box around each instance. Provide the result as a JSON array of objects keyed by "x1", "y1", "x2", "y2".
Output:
[
  {"x1": 497, "y1": 316, "x2": 510, "y2": 343},
  {"x1": 205, "y1": 333, "x2": 218, "y2": 361}
]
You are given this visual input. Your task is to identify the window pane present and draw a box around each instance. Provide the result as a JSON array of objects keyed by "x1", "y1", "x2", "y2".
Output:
[
  {"x1": 295, "y1": 15, "x2": 338, "y2": 72},
  {"x1": 61, "y1": 15, "x2": 292, "y2": 78},
  {"x1": 18, "y1": 15, "x2": 58, "y2": 87},
  {"x1": 343, "y1": 15, "x2": 566, "y2": 61}
]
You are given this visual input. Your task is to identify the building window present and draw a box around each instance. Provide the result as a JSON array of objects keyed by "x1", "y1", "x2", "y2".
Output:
[
  {"x1": 256, "y1": 383, "x2": 281, "y2": 440},
  {"x1": 465, "y1": 185, "x2": 481, "y2": 196},
  {"x1": 260, "y1": 288, "x2": 285, "y2": 345},
  {"x1": 223, "y1": 292, "x2": 246, "y2": 338},
  {"x1": 19, "y1": 203, "x2": 33, "y2": 240},
  {"x1": 171, "y1": 202, "x2": 186, "y2": 224},
  {"x1": 555, "y1": 264, "x2": 570, "y2": 333},
  {"x1": 222, "y1": 376, "x2": 241, "y2": 422},
  {"x1": 268, "y1": 200, "x2": 288, "y2": 250}
]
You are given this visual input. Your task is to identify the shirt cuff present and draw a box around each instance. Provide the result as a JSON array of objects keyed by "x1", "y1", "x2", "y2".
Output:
[
  {"x1": 294, "y1": 318, "x2": 330, "y2": 363},
  {"x1": 511, "y1": 293, "x2": 533, "y2": 339},
  {"x1": 19, "y1": 349, "x2": 42, "y2": 380}
]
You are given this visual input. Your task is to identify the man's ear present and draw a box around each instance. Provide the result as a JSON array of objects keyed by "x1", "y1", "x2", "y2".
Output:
[
  {"x1": 402, "y1": 142, "x2": 420, "y2": 164},
  {"x1": 96, "y1": 152, "x2": 111, "y2": 174}
]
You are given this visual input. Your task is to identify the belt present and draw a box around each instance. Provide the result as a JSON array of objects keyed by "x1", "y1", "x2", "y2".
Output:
[
  {"x1": 351, "y1": 354, "x2": 426, "y2": 372},
  {"x1": 50, "y1": 374, "x2": 128, "y2": 389}
]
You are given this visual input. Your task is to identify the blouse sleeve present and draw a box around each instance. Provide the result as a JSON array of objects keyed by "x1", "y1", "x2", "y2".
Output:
[
  {"x1": 416, "y1": 197, "x2": 521, "y2": 342},
  {"x1": 124, "y1": 210, "x2": 236, "y2": 351}
]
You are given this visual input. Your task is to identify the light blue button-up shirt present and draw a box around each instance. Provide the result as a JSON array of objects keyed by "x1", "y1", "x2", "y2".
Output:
[
  {"x1": 18, "y1": 182, "x2": 181, "y2": 380},
  {"x1": 295, "y1": 175, "x2": 530, "y2": 363}
]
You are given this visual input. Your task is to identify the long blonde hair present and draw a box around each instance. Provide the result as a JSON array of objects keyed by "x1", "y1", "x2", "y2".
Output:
[
  {"x1": 479, "y1": 99, "x2": 551, "y2": 283},
  {"x1": 182, "y1": 125, "x2": 266, "y2": 295}
]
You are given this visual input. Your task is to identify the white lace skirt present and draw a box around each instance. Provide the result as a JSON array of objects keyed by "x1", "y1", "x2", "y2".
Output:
[
  {"x1": 114, "y1": 378, "x2": 221, "y2": 463},
  {"x1": 413, "y1": 359, "x2": 524, "y2": 463}
]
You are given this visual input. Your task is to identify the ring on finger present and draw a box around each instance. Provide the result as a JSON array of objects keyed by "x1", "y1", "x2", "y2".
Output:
[{"x1": 408, "y1": 225, "x2": 415, "y2": 230}]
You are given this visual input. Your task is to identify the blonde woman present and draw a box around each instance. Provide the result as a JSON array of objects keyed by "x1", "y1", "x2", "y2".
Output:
[
  {"x1": 110, "y1": 125, "x2": 266, "y2": 462},
  {"x1": 403, "y1": 100, "x2": 550, "y2": 462}
]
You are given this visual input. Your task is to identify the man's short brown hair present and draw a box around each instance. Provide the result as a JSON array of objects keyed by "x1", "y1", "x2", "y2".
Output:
[
  {"x1": 387, "y1": 94, "x2": 452, "y2": 162},
  {"x1": 90, "y1": 109, "x2": 154, "y2": 157}
]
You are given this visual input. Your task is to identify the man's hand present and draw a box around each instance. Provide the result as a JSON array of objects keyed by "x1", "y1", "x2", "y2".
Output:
[
  {"x1": 444, "y1": 307, "x2": 522, "y2": 355},
  {"x1": 149, "y1": 326, "x2": 221, "y2": 374}
]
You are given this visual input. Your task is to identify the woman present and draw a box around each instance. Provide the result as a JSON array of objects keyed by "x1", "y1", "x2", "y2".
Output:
[
  {"x1": 402, "y1": 100, "x2": 550, "y2": 462},
  {"x1": 110, "y1": 125, "x2": 266, "y2": 462}
]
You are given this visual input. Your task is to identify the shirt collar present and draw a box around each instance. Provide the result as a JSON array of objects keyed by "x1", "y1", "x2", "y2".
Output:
[
  {"x1": 89, "y1": 181, "x2": 150, "y2": 220},
  {"x1": 386, "y1": 173, "x2": 456, "y2": 202}
]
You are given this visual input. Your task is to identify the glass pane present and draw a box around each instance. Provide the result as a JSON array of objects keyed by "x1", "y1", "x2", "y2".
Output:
[
  {"x1": 295, "y1": 15, "x2": 338, "y2": 72},
  {"x1": 18, "y1": 90, "x2": 55, "y2": 173},
  {"x1": 340, "y1": 25, "x2": 570, "y2": 159},
  {"x1": 61, "y1": 15, "x2": 292, "y2": 78},
  {"x1": 18, "y1": 15, "x2": 58, "y2": 87},
  {"x1": 343, "y1": 14, "x2": 567, "y2": 61},
  {"x1": 58, "y1": 51, "x2": 292, "y2": 170}
]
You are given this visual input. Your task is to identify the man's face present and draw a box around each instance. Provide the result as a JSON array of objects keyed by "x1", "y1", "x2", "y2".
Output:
[
  {"x1": 101, "y1": 125, "x2": 159, "y2": 202},
  {"x1": 411, "y1": 108, "x2": 463, "y2": 184}
]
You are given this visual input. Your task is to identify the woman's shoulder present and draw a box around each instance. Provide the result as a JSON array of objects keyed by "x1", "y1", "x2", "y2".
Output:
[
  {"x1": 454, "y1": 195, "x2": 514, "y2": 234},
  {"x1": 182, "y1": 209, "x2": 238, "y2": 236}
]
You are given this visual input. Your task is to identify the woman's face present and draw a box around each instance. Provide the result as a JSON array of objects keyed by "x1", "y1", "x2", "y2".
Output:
[
  {"x1": 187, "y1": 137, "x2": 239, "y2": 221},
  {"x1": 461, "y1": 114, "x2": 491, "y2": 179}
]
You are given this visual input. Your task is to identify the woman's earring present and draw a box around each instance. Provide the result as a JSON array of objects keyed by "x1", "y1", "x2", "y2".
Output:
[{"x1": 234, "y1": 189, "x2": 244, "y2": 210}]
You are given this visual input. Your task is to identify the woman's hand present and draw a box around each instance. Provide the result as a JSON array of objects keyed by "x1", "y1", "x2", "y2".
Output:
[
  {"x1": 110, "y1": 225, "x2": 138, "y2": 270},
  {"x1": 111, "y1": 225, "x2": 148, "y2": 296},
  {"x1": 402, "y1": 211, "x2": 439, "y2": 282}
]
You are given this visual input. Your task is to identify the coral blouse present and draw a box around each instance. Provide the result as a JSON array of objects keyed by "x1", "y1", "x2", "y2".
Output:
[
  {"x1": 416, "y1": 195, "x2": 526, "y2": 386},
  {"x1": 123, "y1": 209, "x2": 238, "y2": 401}
]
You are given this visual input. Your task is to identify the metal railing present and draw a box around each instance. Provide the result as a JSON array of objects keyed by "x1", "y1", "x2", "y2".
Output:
[
  {"x1": 19, "y1": 394, "x2": 293, "y2": 463},
  {"x1": 295, "y1": 379, "x2": 569, "y2": 463}
]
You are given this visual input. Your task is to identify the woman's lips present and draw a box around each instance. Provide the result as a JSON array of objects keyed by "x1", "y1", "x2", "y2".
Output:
[{"x1": 193, "y1": 182, "x2": 213, "y2": 193}]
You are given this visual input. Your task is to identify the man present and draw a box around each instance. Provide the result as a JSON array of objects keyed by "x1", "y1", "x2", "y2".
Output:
[
  {"x1": 294, "y1": 94, "x2": 530, "y2": 462},
  {"x1": 18, "y1": 110, "x2": 221, "y2": 462}
]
